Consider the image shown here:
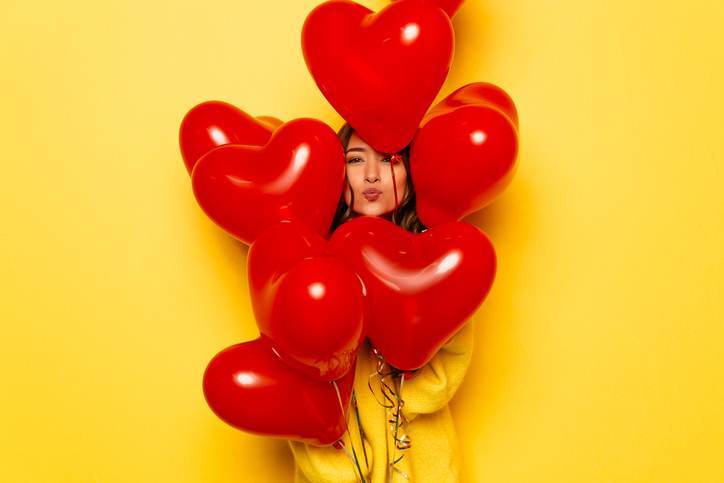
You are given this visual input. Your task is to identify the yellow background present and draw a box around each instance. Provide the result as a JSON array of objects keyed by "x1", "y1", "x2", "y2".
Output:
[{"x1": 1, "y1": 0, "x2": 722, "y2": 481}]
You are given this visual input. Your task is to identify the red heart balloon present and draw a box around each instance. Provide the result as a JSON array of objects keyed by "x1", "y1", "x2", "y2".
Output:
[
  {"x1": 391, "y1": 0, "x2": 464, "y2": 18},
  {"x1": 191, "y1": 118, "x2": 345, "y2": 245},
  {"x1": 302, "y1": 0, "x2": 454, "y2": 153},
  {"x1": 248, "y1": 222, "x2": 366, "y2": 381},
  {"x1": 203, "y1": 337, "x2": 355, "y2": 446},
  {"x1": 179, "y1": 100, "x2": 281, "y2": 175},
  {"x1": 329, "y1": 216, "x2": 496, "y2": 370},
  {"x1": 411, "y1": 82, "x2": 519, "y2": 226}
]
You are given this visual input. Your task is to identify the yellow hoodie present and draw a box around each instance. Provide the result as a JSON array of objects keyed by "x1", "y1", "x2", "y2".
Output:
[{"x1": 289, "y1": 321, "x2": 475, "y2": 482}]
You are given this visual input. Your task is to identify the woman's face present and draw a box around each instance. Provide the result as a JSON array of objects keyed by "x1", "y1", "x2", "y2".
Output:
[{"x1": 344, "y1": 131, "x2": 408, "y2": 217}]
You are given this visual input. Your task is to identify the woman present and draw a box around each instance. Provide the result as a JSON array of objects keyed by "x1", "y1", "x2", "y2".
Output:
[
  {"x1": 288, "y1": 122, "x2": 475, "y2": 482},
  {"x1": 327, "y1": 122, "x2": 426, "y2": 235}
]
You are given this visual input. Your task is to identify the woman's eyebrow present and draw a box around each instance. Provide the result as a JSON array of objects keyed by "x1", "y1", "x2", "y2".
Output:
[{"x1": 345, "y1": 147, "x2": 367, "y2": 154}]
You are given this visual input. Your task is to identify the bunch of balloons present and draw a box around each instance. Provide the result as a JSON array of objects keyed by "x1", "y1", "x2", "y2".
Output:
[{"x1": 179, "y1": 0, "x2": 519, "y2": 447}]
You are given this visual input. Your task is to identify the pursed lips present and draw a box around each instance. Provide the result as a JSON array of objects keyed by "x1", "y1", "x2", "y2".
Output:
[
  {"x1": 363, "y1": 188, "x2": 382, "y2": 195},
  {"x1": 362, "y1": 188, "x2": 382, "y2": 200}
]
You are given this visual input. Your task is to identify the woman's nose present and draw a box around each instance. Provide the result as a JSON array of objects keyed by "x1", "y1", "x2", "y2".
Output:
[{"x1": 364, "y1": 158, "x2": 381, "y2": 183}]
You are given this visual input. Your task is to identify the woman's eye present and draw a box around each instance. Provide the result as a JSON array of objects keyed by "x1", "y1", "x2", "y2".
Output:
[
  {"x1": 347, "y1": 157, "x2": 362, "y2": 164},
  {"x1": 382, "y1": 156, "x2": 392, "y2": 163}
]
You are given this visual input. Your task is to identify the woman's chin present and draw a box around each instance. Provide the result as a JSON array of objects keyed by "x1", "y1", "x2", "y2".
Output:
[{"x1": 353, "y1": 205, "x2": 394, "y2": 218}]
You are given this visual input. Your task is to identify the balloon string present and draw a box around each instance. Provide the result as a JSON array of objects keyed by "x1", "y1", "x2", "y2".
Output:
[
  {"x1": 390, "y1": 157, "x2": 399, "y2": 211},
  {"x1": 367, "y1": 354, "x2": 398, "y2": 409},
  {"x1": 333, "y1": 380, "x2": 368, "y2": 483},
  {"x1": 388, "y1": 373, "x2": 410, "y2": 481},
  {"x1": 339, "y1": 443, "x2": 362, "y2": 478},
  {"x1": 367, "y1": 346, "x2": 411, "y2": 482},
  {"x1": 366, "y1": 346, "x2": 395, "y2": 482},
  {"x1": 351, "y1": 389, "x2": 370, "y2": 473}
]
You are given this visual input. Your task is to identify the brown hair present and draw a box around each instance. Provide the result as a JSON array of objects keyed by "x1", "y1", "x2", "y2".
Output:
[{"x1": 329, "y1": 122, "x2": 427, "y2": 235}]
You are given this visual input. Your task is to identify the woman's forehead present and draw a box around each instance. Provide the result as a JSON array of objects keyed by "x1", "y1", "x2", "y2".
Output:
[
  {"x1": 345, "y1": 131, "x2": 406, "y2": 158},
  {"x1": 346, "y1": 132, "x2": 376, "y2": 153}
]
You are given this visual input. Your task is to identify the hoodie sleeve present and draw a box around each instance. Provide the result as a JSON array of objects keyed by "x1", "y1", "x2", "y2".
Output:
[{"x1": 399, "y1": 321, "x2": 475, "y2": 422}]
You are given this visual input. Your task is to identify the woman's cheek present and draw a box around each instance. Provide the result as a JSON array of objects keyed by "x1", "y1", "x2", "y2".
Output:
[
  {"x1": 396, "y1": 172, "x2": 408, "y2": 200},
  {"x1": 344, "y1": 183, "x2": 352, "y2": 207}
]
